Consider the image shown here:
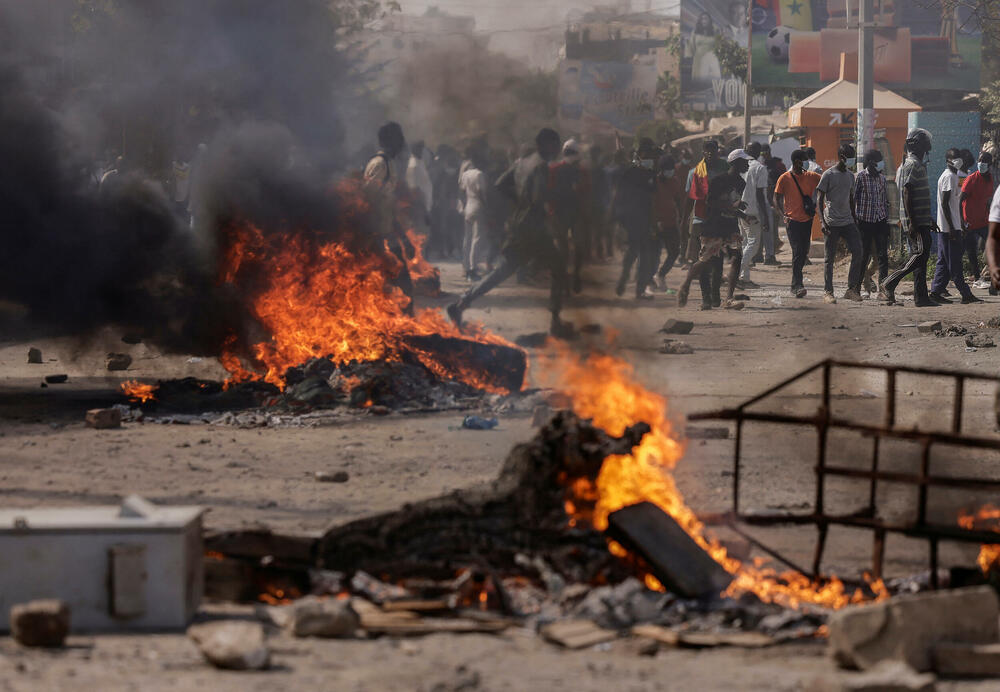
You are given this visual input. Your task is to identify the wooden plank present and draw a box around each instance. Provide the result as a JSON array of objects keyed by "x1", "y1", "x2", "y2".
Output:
[
  {"x1": 678, "y1": 631, "x2": 776, "y2": 648},
  {"x1": 541, "y1": 619, "x2": 617, "y2": 649},
  {"x1": 381, "y1": 598, "x2": 454, "y2": 613},
  {"x1": 631, "y1": 624, "x2": 680, "y2": 646},
  {"x1": 361, "y1": 617, "x2": 509, "y2": 636},
  {"x1": 606, "y1": 502, "x2": 733, "y2": 599}
]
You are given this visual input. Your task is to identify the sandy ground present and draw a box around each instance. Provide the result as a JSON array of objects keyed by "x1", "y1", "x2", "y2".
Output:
[{"x1": 2, "y1": 239, "x2": 999, "y2": 690}]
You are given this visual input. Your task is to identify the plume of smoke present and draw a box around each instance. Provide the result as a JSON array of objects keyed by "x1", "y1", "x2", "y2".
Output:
[{"x1": 0, "y1": 0, "x2": 378, "y2": 353}]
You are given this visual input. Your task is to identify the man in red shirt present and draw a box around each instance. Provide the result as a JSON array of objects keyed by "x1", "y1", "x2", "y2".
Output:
[{"x1": 961, "y1": 151, "x2": 994, "y2": 287}]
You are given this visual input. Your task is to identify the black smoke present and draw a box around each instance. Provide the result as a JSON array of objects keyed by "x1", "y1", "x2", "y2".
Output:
[{"x1": 0, "y1": 0, "x2": 380, "y2": 353}]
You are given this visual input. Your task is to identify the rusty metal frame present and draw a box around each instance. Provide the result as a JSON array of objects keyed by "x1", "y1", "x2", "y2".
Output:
[{"x1": 689, "y1": 358, "x2": 1000, "y2": 587}]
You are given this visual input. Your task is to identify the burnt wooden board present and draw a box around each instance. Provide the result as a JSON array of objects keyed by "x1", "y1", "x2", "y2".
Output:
[
  {"x1": 401, "y1": 334, "x2": 527, "y2": 393},
  {"x1": 606, "y1": 502, "x2": 733, "y2": 599}
]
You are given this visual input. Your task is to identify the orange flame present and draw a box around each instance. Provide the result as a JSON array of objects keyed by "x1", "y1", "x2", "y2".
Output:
[
  {"x1": 540, "y1": 342, "x2": 888, "y2": 610},
  {"x1": 215, "y1": 182, "x2": 518, "y2": 392},
  {"x1": 958, "y1": 504, "x2": 1000, "y2": 574},
  {"x1": 405, "y1": 229, "x2": 440, "y2": 292},
  {"x1": 120, "y1": 380, "x2": 156, "y2": 403}
]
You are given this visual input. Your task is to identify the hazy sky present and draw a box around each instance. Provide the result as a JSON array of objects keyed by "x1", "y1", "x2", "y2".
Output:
[{"x1": 395, "y1": 0, "x2": 679, "y2": 31}]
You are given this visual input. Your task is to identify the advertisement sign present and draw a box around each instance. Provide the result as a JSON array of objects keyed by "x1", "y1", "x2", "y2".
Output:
[
  {"x1": 750, "y1": 0, "x2": 980, "y2": 92},
  {"x1": 558, "y1": 56, "x2": 658, "y2": 136},
  {"x1": 680, "y1": 0, "x2": 981, "y2": 110}
]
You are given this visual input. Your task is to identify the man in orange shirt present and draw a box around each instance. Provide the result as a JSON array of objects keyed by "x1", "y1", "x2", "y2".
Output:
[{"x1": 773, "y1": 149, "x2": 821, "y2": 298}]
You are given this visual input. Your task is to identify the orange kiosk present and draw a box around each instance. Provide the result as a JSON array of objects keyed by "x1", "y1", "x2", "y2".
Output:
[{"x1": 788, "y1": 54, "x2": 921, "y2": 237}]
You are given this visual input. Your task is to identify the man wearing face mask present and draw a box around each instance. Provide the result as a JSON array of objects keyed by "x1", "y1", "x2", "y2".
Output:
[
  {"x1": 678, "y1": 149, "x2": 752, "y2": 310},
  {"x1": 652, "y1": 155, "x2": 684, "y2": 291},
  {"x1": 853, "y1": 149, "x2": 891, "y2": 301},
  {"x1": 961, "y1": 151, "x2": 994, "y2": 288},
  {"x1": 882, "y1": 128, "x2": 936, "y2": 306},
  {"x1": 685, "y1": 140, "x2": 728, "y2": 269},
  {"x1": 735, "y1": 141, "x2": 770, "y2": 289},
  {"x1": 760, "y1": 144, "x2": 785, "y2": 265},
  {"x1": 930, "y1": 148, "x2": 982, "y2": 303},
  {"x1": 613, "y1": 138, "x2": 658, "y2": 299},
  {"x1": 815, "y1": 143, "x2": 864, "y2": 303},
  {"x1": 774, "y1": 149, "x2": 821, "y2": 298}
]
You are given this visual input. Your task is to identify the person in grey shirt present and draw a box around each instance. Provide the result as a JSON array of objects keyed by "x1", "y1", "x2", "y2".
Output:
[{"x1": 816, "y1": 143, "x2": 864, "y2": 303}]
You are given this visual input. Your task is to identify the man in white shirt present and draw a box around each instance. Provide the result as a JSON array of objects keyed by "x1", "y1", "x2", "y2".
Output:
[
  {"x1": 930, "y1": 148, "x2": 980, "y2": 303},
  {"x1": 458, "y1": 153, "x2": 489, "y2": 281},
  {"x1": 737, "y1": 141, "x2": 770, "y2": 289},
  {"x1": 805, "y1": 146, "x2": 823, "y2": 173},
  {"x1": 405, "y1": 141, "x2": 434, "y2": 230}
]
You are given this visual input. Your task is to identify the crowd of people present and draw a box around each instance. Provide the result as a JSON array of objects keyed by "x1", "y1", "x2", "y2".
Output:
[{"x1": 364, "y1": 122, "x2": 1000, "y2": 333}]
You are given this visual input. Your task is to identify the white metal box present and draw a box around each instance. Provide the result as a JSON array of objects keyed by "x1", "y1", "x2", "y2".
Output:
[{"x1": 0, "y1": 495, "x2": 204, "y2": 631}]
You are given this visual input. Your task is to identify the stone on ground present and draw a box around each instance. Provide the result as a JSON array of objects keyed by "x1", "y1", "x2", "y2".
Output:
[
  {"x1": 10, "y1": 599, "x2": 70, "y2": 647},
  {"x1": 187, "y1": 621, "x2": 270, "y2": 670},
  {"x1": 27, "y1": 348, "x2": 42, "y2": 364},
  {"x1": 86, "y1": 408, "x2": 122, "y2": 429},
  {"x1": 286, "y1": 597, "x2": 359, "y2": 638},
  {"x1": 105, "y1": 352, "x2": 133, "y2": 371},
  {"x1": 965, "y1": 333, "x2": 996, "y2": 348},
  {"x1": 916, "y1": 321, "x2": 942, "y2": 334},
  {"x1": 659, "y1": 319, "x2": 694, "y2": 335},
  {"x1": 828, "y1": 585, "x2": 999, "y2": 672}
]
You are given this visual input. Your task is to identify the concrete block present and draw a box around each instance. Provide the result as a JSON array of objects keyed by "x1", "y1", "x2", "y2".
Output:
[
  {"x1": 917, "y1": 321, "x2": 942, "y2": 334},
  {"x1": 932, "y1": 642, "x2": 1000, "y2": 677},
  {"x1": 27, "y1": 348, "x2": 42, "y2": 364},
  {"x1": 188, "y1": 621, "x2": 269, "y2": 670},
  {"x1": 828, "y1": 586, "x2": 1000, "y2": 672},
  {"x1": 86, "y1": 408, "x2": 122, "y2": 429}
]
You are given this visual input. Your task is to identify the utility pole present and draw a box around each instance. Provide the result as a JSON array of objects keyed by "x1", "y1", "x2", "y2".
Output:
[
  {"x1": 744, "y1": 0, "x2": 753, "y2": 146},
  {"x1": 857, "y1": 0, "x2": 875, "y2": 157}
]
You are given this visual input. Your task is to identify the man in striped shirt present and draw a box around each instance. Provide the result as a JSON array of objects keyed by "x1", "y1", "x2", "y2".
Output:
[
  {"x1": 882, "y1": 128, "x2": 935, "y2": 307},
  {"x1": 853, "y1": 149, "x2": 890, "y2": 301}
]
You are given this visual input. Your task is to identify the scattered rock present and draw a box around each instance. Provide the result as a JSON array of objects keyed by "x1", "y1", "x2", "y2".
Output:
[
  {"x1": 286, "y1": 597, "x2": 360, "y2": 638},
  {"x1": 935, "y1": 325, "x2": 968, "y2": 337},
  {"x1": 659, "y1": 340, "x2": 694, "y2": 355},
  {"x1": 105, "y1": 353, "x2": 132, "y2": 371},
  {"x1": 461, "y1": 415, "x2": 498, "y2": 430},
  {"x1": 27, "y1": 348, "x2": 42, "y2": 364},
  {"x1": 838, "y1": 661, "x2": 937, "y2": 692},
  {"x1": 10, "y1": 600, "x2": 70, "y2": 647},
  {"x1": 85, "y1": 408, "x2": 122, "y2": 430},
  {"x1": 187, "y1": 621, "x2": 270, "y2": 670},
  {"x1": 916, "y1": 321, "x2": 942, "y2": 334},
  {"x1": 965, "y1": 333, "x2": 996, "y2": 348},
  {"x1": 286, "y1": 376, "x2": 341, "y2": 406},
  {"x1": 828, "y1": 585, "x2": 999, "y2": 672},
  {"x1": 44, "y1": 374, "x2": 68, "y2": 384},
  {"x1": 315, "y1": 470, "x2": 349, "y2": 483},
  {"x1": 987, "y1": 316, "x2": 1000, "y2": 329},
  {"x1": 685, "y1": 426, "x2": 729, "y2": 440},
  {"x1": 531, "y1": 404, "x2": 553, "y2": 427},
  {"x1": 932, "y1": 642, "x2": 1000, "y2": 677},
  {"x1": 659, "y1": 319, "x2": 694, "y2": 335}
]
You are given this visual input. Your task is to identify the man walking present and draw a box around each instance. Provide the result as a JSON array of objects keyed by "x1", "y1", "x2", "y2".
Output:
[
  {"x1": 652, "y1": 154, "x2": 684, "y2": 291},
  {"x1": 774, "y1": 150, "x2": 821, "y2": 298},
  {"x1": 961, "y1": 151, "x2": 994, "y2": 288},
  {"x1": 613, "y1": 139, "x2": 658, "y2": 300},
  {"x1": 853, "y1": 149, "x2": 891, "y2": 301},
  {"x1": 815, "y1": 143, "x2": 864, "y2": 303},
  {"x1": 677, "y1": 149, "x2": 752, "y2": 310},
  {"x1": 458, "y1": 151, "x2": 489, "y2": 281},
  {"x1": 930, "y1": 148, "x2": 981, "y2": 303},
  {"x1": 447, "y1": 128, "x2": 571, "y2": 337},
  {"x1": 761, "y1": 145, "x2": 786, "y2": 265},
  {"x1": 882, "y1": 128, "x2": 936, "y2": 307},
  {"x1": 737, "y1": 141, "x2": 770, "y2": 289}
]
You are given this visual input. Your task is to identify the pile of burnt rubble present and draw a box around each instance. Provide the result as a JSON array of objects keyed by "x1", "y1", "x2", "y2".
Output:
[{"x1": 118, "y1": 355, "x2": 547, "y2": 427}]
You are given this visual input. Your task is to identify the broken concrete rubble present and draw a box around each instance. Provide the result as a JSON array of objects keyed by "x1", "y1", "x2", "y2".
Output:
[
  {"x1": 188, "y1": 620, "x2": 270, "y2": 670},
  {"x1": 86, "y1": 408, "x2": 122, "y2": 429},
  {"x1": 659, "y1": 340, "x2": 694, "y2": 355},
  {"x1": 965, "y1": 333, "x2": 996, "y2": 348},
  {"x1": 932, "y1": 641, "x2": 1000, "y2": 677},
  {"x1": 828, "y1": 586, "x2": 1000, "y2": 672},
  {"x1": 105, "y1": 352, "x2": 132, "y2": 371},
  {"x1": 285, "y1": 596, "x2": 359, "y2": 638},
  {"x1": 10, "y1": 599, "x2": 70, "y2": 647},
  {"x1": 660, "y1": 319, "x2": 694, "y2": 335},
  {"x1": 916, "y1": 321, "x2": 942, "y2": 334},
  {"x1": 27, "y1": 347, "x2": 42, "y2": 364}
]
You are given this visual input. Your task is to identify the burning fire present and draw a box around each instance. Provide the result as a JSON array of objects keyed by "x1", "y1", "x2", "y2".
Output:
[
  {"x1": 958, "y1": 504, "x2": 1000, "y2": 574},
  {"x1": 404, "y1": 229, "x2": 440, "y2": 294},
  {"x1": 214, "y1": 180, "x2": 517, "y2": 392},
  {"x1": 541, "y1": 343, "x2": 888, "y2": 610},
  {"x1": 121, "y1": 380, "x2": 156, "y2": 403}
]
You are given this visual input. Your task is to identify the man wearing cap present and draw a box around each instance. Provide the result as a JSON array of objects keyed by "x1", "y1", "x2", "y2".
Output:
[
  {"x1": 677, "y1": 149, "x2": 751, "y2": 310},
  {"x1": 737, "y1": 141, "x2": 770, "y2": 290},
  {"x1": 448, "y1": 128, "x2": 572, "y2": 336},
  {"x1": 815, "y1": 143, "x2": 864, "y2": 303},
  {"x1": 882, "y1": 128, "x2": 935, "y2": 306}
]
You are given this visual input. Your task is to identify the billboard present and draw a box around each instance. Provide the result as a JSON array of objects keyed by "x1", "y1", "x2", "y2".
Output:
[
  {"x1": 680, "y1": 0, "x2": 981, "y2": 109},
  {"x1": 558, "y1": 56, "x2": 658, "y2": 136}
]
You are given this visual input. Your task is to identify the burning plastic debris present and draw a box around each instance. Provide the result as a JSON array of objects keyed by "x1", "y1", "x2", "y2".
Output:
[
  {"x1": 214, "y1": 182, "x2": 521, "y2": 393},
  {"x1": 121, "y1": 380, "x2": 157, "y2": 403},
  {"x1": 958, "y1": 504, "x2": 1000, "y2": 574},
  {"x1": 540, "y1": 342, "x2": 888, "y2": 610}
]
